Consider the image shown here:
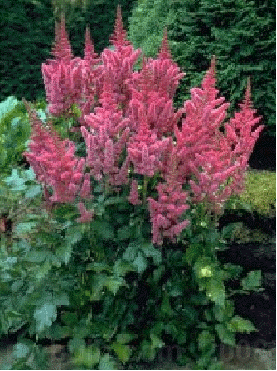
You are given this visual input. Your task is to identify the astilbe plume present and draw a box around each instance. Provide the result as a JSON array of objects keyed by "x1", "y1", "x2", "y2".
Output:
[
  {"x1": 148, "y1": 150, "x2": 190, "y2": 245},
  {"x1": 128, "y1": 43, "x2": 185, "y2": 138},
  {"x1": 23, "y1": 100, "x2": 93, "y2": 221},
  {"x1": 99, "y1": 5, "x2": 141, "y2": 114},
  {"x1": 81, "y1": 76, "x2": 131, "y2": 187},
  {"x1": 78, "y1": 26, "x2": 101, "y2": 125},
  {"x1": 42, "y1": 15, "x2": 84, "y2": 117}
]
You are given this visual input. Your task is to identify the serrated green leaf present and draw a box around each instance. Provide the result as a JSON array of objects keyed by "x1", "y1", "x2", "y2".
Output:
[
  {"x1": 215, "y1": 324, "x2": 236, "y2": 346},
  {"x1": 206, "y1": 278, "x2": 225, "y2": 307},
  {"x1": 74, "y1": 346, "x2": 100, "y2": 368},
  {"x1": 15, "y1": 222, "x2": 37, "y2": 236},
  {"x1": 117, "y1": 226, "x2": 131, "y2": 240},
  {"x1": 122, "y1": 242, "x2": 140, "y2": 262},
  {"x1": 69, "y1": 337, "x2": 86, "y2": 354},
  {"x1": 132, "y1": 252, "x2": 147, "y2": 273},
  {"x1": 105, "y1": 277, "x2": 125, "y2": 295},
  {"x1": 34, "y1": 304, "x2": 57, "y2": 332},
  {"x1": 150, "y1": 333, "x2": 164, "y2": 349},
  {"x1": 116, "y1": 333, "x2": 137, "y2": 345},
  {"x1": 227, "y1": 316, "x2": 257, "y2": 333},
  {"x1": 25, "y1": 185, "x2": 41, "y2": 198},
  {"x1": 241, "y1": 270, "x2": 262, "y2": 291},
  {"x1": 198, "y1": 330, "x2": 215, "y2": 351},
  {"x1": 141, "y1": 243, "x2": 162, "y2": 264},
  {"x1": 111, "y1": 342, "x2": 132, "y2": 364},
  {"x1": 13, "y1": 343, "x2": 30, "y2": 359},
  {"x1": 99, "y1": 353, "x2": 117, "y2": 369},
  {"x1": 113, "y1": 260, "x2": 135, "y2": 277}
]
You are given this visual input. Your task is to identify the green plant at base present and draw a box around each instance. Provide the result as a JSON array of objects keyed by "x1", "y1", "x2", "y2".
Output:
[{"x1": 0, "y1": 174, "x2": 263, "y2": 369}]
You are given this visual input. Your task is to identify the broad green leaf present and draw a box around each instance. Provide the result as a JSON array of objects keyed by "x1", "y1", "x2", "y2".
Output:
[
  {"x1": 150, "y1": 333, "x2": 164, "y2": 349},
  {"x1": 198, "y1": 330, "x2": 215, "y2": 351},
  {"x1": 25, "y1": 251, "x2": 51, "y2": 263},
  {"x1": 116, "y1": 333, "x2": 137, "y2": 344},
  {"x1": 105, "y1": 277, "x2": 125, "y2": 295},
  {"x1": 25, "y1": 185, "x2": 42, "y2": 198},
  {"x1": 91, "y1": 220, "x2": 114, "y2": 240},
  {"x1": 15, "y1": 222, "x2": 37, "y2": 236},
  {"x1": 13, "y1": 343, "x2": 30, "y2": 359},
  {"x1": 215, "y1": 324, "x2": 236, "y2": 346},
  {"x1": 132, "y1": 252, "x2": 147, "y2": 273},
  {"x1": 241, "y1": 270, "x2": 262, "y2": 291},
  {"x1": 5, "y1": 169, "x2": 26, "y2": 191},
  {"x1": 62, "y1": 312, "x2": 78, "y2": 327},
  {"x1": 113, "y1": 260, "x2": 135, "y2": 277},
  {"x1": 34, "y1": 303, "x2": 57, "y2": 332},
  {"x1": 99, "y1": 353, "x2": 117, "y2": 370},
  {"x1": 68, "y1": 337, "x2": 86, "y2": 354},
  {"x1": 206, "y1": 278, "x2": 225, "y2": 307},
  {"x1": 117, "y1": 226, "x2": 131, "y2": 240},
  {"x1": 74, "y1": 346, "x2": 100, "y2": 368},
  {"x1": 111, "y1": 342, "x2": 132, "y2": 364},
  {"x1": 227, "y1": 316, "x2": 257, "y2": 333},
  {"x1": 141, "y1": 242, "x2": 162, "y2": 264},
  {"x1": 122, "y1": 242, "x2": 140, "y2": 262}
]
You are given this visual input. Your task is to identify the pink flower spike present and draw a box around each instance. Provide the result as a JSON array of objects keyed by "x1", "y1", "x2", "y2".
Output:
[
  {"x1": 128, "y1": 180, "x2": 142, "y2": 205},
  {"x1": 76, "y1": 202, "x2": 94, "y2": 223}
]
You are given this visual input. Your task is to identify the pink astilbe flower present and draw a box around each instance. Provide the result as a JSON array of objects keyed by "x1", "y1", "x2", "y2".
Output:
[
  {"x1": 81, "y1": 76, "x2": 131, "y2": 186},
  {"x1": 42, "y1": 14, "x2": 84, "y2": 118},
  {"x1": 128, "y1": 59, "x2": 184, "y2": 138},
  {"x1": 147, "y1": 29, "x2": 185, "y2": 100},
  {"x1": 148, "y1": 151, "x2": 190, "y2": 245},
  {"x1": 99, "y1": 5, "x2": 141, "y2": 113},
  {"x1": 76, "y1": 202, "x2": 94, "y2": 223},
  {"x1": 127, "y1": 118, "x2": 170, "y2": 177},
  {"x1": 172, "y1": 57, "x2": 230, "y2": 182},
  {"x1": 23, "y1": 101, "x2": 91, "y2": 205},
  {"x1": 128, "y1": 179, "x2": 142, "y2": 205},
  {"x1": 78, "y1": 26, "x2": 102, "y2": 125}
]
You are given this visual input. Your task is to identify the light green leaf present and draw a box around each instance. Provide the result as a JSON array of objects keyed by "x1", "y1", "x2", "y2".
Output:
[
  {"x1": 206, "y1": 278, "x2": 225, "y2": 307},
  {"x1": 113, "y1": 260, "x2": 135, "y2": 277},
  {"x1": 141, "y1": 243, "x2": 162, "y2": 264},
  {"x1": 150, "y1": 333, "x2": 164, "y2": 349},
  {"x1": 105, "y1": 277, "x2": 125, "y2": 295},
  {"x1": 215, "y1": 324, "x2": 236, "y2": 346},
  {"x1": 74, "y1": 346, "x2": 100, "y2": 368},
  {"x1": 241, "y1": 270, "x2": 262, "y2": 291},
  {"x1": 34, "y1": 303, "x2": 57, "y2": 332},
  {"x1": 13, "y1": 343, "x2": 30, "y2": 359},
  {"x1": 117, "y1": 226, "x2": 131, "y2": 240},
  {"x1": 5, "y1": 169, "x2": 26, "y2": 191},
  {"x1": 111, "y1": 343, "x2": 132, "y2": 364},
  {"x1": 15, "y1": 222, "x2": 37, "y2": 236},
  {"x1": 69, "y1": 337, "x2": 86, "y2": 354},
  {"x1": 99, "y1": 353, "x2": 117, "y2": 370},
  {"x1": 198, "y1": 330, "x2": 215, "y2": 351},
  {"x1": 25, "y1": 185, "x2": 42, "y2": 198},
  {"x1": 132, "y1": 252, "x2": 147, "y2": 273},
  {"x1": 227, "y1": 316, "x2": 257, "y2": 333},
  {"x1": 123, "y1": 242, "x2": 140, "y2": 262},
  {"x1": 116, "y1": 333, "x2": 137, "y2": 344}
]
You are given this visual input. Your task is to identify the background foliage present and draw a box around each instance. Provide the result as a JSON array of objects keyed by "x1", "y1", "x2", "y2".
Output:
[
  {"x1": 128, "y1": 0, "x2": 276, "y2": 136},
  {"x1": 0, "y1": 0, "x2": 137, "y2": 103}
]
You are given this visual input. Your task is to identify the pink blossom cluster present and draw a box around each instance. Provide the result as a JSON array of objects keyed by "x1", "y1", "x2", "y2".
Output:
[
  {"x1": 23, "y1": 100, "x2": 93, "y2": 222},
  {"x1": 24, "y1": 6, "x2": 263, "y2": 244}
]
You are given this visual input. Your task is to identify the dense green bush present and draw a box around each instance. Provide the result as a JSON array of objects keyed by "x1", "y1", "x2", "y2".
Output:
[
  {"x1": 0, "y1": 0, "x2": 137, "y2": 103},
  {"x1": 128, "y1": 0, "x2": 276, "y2": 136}
]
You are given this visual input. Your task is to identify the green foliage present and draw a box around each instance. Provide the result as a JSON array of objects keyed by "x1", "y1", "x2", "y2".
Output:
[
  {"x1": 128, "y1": 0, "x2": 276, "y2": 136},
  {"x1": 0, "y1": 97, "x2": 30, "y2": 176},
  {"x1": 0, "y1": 167, "x2": 262, "y2": 369}
]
